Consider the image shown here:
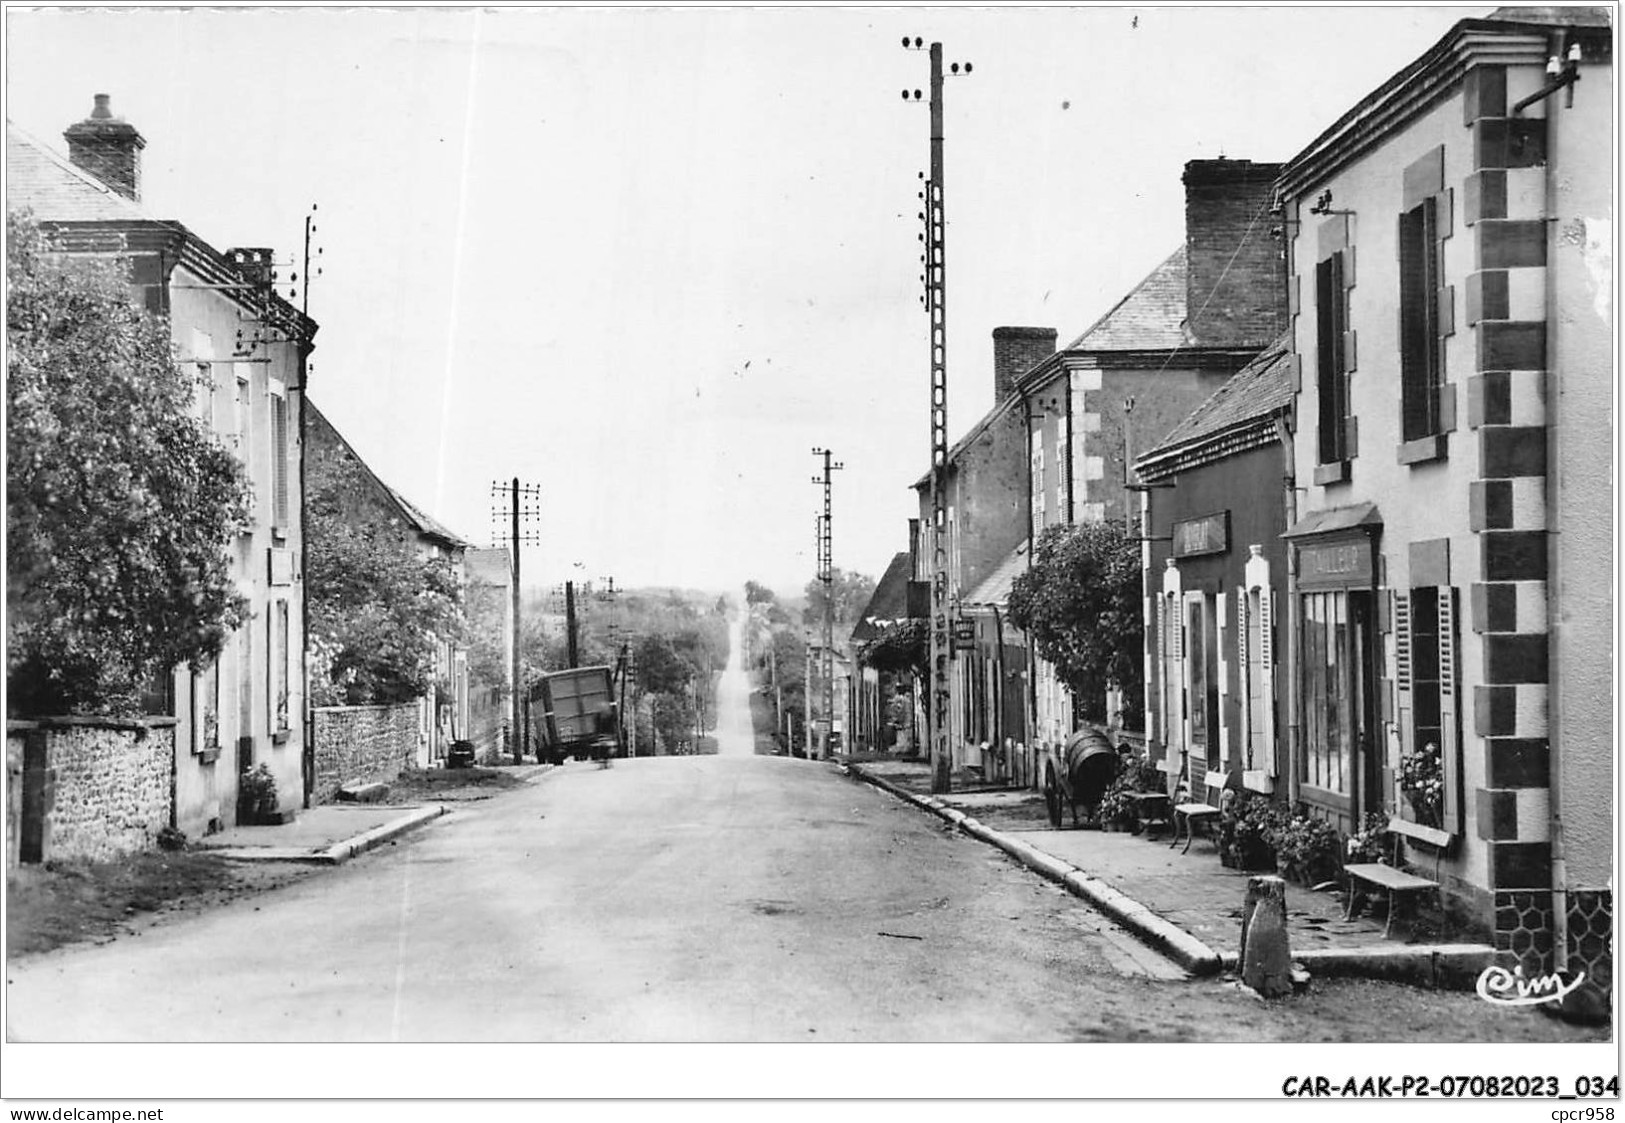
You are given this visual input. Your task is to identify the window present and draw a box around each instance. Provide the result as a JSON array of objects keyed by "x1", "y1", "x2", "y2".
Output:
[
  {"x1": 1315, "y1": 252, "x2": 1351, "y2": 466},
  {"x1": 270, "y1": 599, "x2": 291, "y2": 736},
  {"x1": 270, "y1": 389, "x2": 290, "y2": 531},
  {"x1": 1393, "y1": 587, "x2": 1460, "y2": 834},
  {"x1": 1300, "y1": 591, "x2": 1352, "y2": 796},
  {"x1": 1399, "y1": 198, "x2": 1443, "y2": 440},
  {"x1": 235, "y1": 374, "x2": 252, "y2": 465},
  {"x1": 192, "y1": 658, "x2": 220, "y2": 757},
  {"x1": 1031, "y1": 430, "x2": 1046, "y2": 529}
]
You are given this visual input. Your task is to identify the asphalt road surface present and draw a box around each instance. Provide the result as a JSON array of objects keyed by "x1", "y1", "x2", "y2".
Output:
[
  {"x1": 714, "y1": 603, "x2": 755, "y2": 757},
  {"x1": 7, "y1": 751, "x2": 1195, "y2": 1043}
]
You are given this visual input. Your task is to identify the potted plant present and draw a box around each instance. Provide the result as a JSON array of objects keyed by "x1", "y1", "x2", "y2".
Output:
[
  {"x1": 239, "y1": 763, "x2": 283, "y2": 825},
  {"x1": 1271, "y1": 812, "x2": 1343, "y2": 886},
  {"x1": 1346, "y1": 811, "x2": 1393, "y2": 865},
  {"x1": 1399, "y1": 742, "x2": 1444, "y2": 828},
  {"x1": 1218, "y1": 793, "x2": 1282, "y2": 871}
]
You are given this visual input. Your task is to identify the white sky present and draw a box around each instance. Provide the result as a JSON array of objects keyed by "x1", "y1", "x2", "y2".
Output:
[{"x1": 4, "y1": 4, "x2": 1487, "y2": 595}]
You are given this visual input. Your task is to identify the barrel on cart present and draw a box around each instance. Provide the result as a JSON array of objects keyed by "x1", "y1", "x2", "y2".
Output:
[
  {"x1": 1042, "y1": 727, "x2": 1119, "y2": 829},
  {"x1": 530, "y1": 666, "x2": 623, "y2": 764}
]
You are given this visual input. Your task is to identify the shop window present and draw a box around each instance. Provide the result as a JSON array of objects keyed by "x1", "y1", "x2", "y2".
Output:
[
  {"x1": 1300, "y1": 591, "x2": 1352, "y2": 796},
  {"x1": 1186, "y1": 595, "x2": 1219, "y2": 771}
]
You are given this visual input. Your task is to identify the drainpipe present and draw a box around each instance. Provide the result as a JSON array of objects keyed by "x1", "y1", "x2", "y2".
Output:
[
  {"x1": 1274, "y1": 411, "x2": 1299, "y2": 807},
  {"x1": 1537, "y1": 31, "x2": 1570, "y2": 975},
  {"x1": 991, "y1": 603, "x2": 1006, "y2": 777}
]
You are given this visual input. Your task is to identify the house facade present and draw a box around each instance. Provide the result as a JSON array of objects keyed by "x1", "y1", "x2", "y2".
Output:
[
  {"x1": 1273, "y1": 8, "x2": 1612, "y2": 1000},
  {"x1": 1016, "y1": 158, "x2": 1288, "y2": 750},
  {"x1": 913, "y1": 326, "x2": 1055, "y2": 774},
  {"x1": 1136, "y1": 335, "x2": 1295, "y2": 800},
  {"x1": 305, "y1": 401, "x2": 474, "y2": 770},
  {"x1": 8, "y1": 103, "x2": 316, "y2": 836}
]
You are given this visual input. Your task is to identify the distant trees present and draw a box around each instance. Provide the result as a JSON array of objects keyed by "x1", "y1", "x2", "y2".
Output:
[
  {"x1": 801, "y1": 568, "x2": 876, "y2": 632},
  {"x1": 7, "y1": 212, "x2": 253, "y2": 715},
  {"x1": 1007, "y1": 521, "x2": 1143, "y2": 725}
]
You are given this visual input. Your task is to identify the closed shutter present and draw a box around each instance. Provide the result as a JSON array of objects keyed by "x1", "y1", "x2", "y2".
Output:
[
  {"x1": 1236, "y1": 587, "x2": 1250, "y2": 765},
  {"x1": 1261, "y1": 589, "x2": 1276, "y2": 777},
  {"x1": 1216, "y1": 593, "x2": 1230, "y2": 767},
  {"x1": 1155, "y1": 594, "x2": 1167, "y2": 745},
  {"x1": 272, "y1": 394, "x2": 290, "y2": 529}
]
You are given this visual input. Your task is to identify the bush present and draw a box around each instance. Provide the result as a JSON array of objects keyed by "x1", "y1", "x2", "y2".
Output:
[
  {"x1": 1346, "y1": 811, "x2": 1393, "y2": 865},
  {"x1": 1219, "y1": 794, "x2": 1286, "y2": 871},
  {"x1": 1271, "y1": 813, "x2": 1343, "y2": 885},
  {"x1": 238, "y1": 763, "x2": 279, "y2": 819}
]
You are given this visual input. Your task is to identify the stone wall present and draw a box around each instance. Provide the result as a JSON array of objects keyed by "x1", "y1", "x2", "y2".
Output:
[
  {"x1": 311, "y1": 703, "x2": 419, "y2": 804},
  {"x1": 6, "y1": 718, "x2": 173, "y2": 865}
]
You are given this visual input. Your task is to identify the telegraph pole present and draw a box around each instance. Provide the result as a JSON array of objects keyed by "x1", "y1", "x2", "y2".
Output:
[
  {"x1": 903, "y1": 36, "x2": 970, "y2": 793},
  {"x1": 492, "y1": 480, "x2": 542, "y2": 764},
  {"x1": 811, "y1": 447, "x2": 843, "y2": 759}
]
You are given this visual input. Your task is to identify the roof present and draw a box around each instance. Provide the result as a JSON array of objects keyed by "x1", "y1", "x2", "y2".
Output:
[
  {"x1": 962, "y1": 540, "x2": 1029, "y2": 609},
  {"x1": 911, "y1": 392, "x2": 1023, "y2": 490},
  {"x1": 6, "y1": 123, "x2": 153, "y2": 222},
  {"x1": 307, "y1": 399, "x2": 475, "y2": 550},
  {"x1": 850, "y1": 552, "x2": 913, "y2": 643},
  {"x1": 1063, "y1": 246, "x2": 1187, "y2": 352},
  {"x1": 1282, "y1": 502, "x2": 1383, "y2": 539},
  {"x1": 1486, "y1": 6, "x2": 1612, "y2": 27},
  {"x1": 1136, "y1": 332, "x2": 1294, "y2": 476}
]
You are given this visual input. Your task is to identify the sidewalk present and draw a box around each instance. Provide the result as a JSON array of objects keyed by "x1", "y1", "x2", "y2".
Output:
[
  {"x1": 194, "y1": 803, "x2": 448, "y2": 865},
  {"x1": 842, "y1": 756, "x2": 1496, "y2": 990}
]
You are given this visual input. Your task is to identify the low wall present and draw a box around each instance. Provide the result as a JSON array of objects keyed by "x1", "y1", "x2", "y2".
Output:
[
  {"x1": 6, "y1": 717, "x2": 174, "y2": 866},
  {"x1": 311, "y1": 703, "x2": 419, "y2": 804}
]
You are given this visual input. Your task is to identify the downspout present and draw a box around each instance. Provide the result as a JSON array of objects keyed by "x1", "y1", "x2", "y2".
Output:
[
  {"x1": 991, "y1": 603, "x2": 1006, "y2": 778},
  {"x1": 1532, "y1": 31, "x2": 1570, "y2": 975}
]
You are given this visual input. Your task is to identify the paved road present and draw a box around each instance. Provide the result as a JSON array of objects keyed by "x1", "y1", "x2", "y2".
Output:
[
  {"x1": 6, "y1": 754, "x2": 1184, "y2": 1042},
  {"x1": 714, "y1": 600, "x2": 755, "y2": 757}
]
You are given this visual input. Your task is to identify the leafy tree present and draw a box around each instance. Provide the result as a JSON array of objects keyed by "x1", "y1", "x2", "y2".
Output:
[
  {"x1": 7, "y1": 212, "x2": 252, "y2": 715},
  {"x1": 305, "y1": 453, "x2": 464, "y2": 705},
  {"x1": 1007, "y1": 521, "x2": 1143, "y2": 726},
  {"x1": 858, "y1": 619, "x2": 929, "y2": 681},
  {"x1": 744, "y1": 580, "x2": 777, "y2": 606},
  {"x1": 801, "y1": 567, "x2": 876, "y2": 630}
]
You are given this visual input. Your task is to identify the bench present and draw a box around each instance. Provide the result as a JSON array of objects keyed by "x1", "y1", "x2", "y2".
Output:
[
  {"x1": 1170, "y1": 772, "x2": 1228, "y2": 854},
  {"x1": 1343, "y1": 862, "x2": 1441, "y2": 937}
]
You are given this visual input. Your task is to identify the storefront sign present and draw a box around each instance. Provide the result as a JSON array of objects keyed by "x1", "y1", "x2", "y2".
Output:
[
  {"x1": 1172, "y1": 511, "x2": 1229, "y2": 558},
  {"x1": 1296, "y1": 537, "x2": 1373, "y2": 589},
  {"x1": 952, "y1": 620, "x2": 977, "y2": 651}
]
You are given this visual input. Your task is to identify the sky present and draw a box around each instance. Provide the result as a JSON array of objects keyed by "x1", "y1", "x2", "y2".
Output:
[{"x1": 4, "y1": 3, "x2": 1489, "y2": 595}]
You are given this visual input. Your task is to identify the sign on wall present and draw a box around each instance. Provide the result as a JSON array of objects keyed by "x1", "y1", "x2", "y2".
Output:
[
  {"x1": 1296, "y1": 537, "x2": 1374, "y2": 589},
  {"x1": 1172, "y1": 511, "x2": 1230, "y2": 558},
  {"x1": 268, "y1": 548, "x2": 296, "y2": 587}
]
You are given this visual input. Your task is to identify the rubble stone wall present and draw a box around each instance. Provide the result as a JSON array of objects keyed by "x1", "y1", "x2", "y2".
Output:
[{"x1": 312, "y1": 703, "x2": 419, "y2": 804}]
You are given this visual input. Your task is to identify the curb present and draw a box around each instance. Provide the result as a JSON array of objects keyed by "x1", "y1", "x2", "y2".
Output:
[
  {"x1": 842, "y1": 763, "x2": 1497, "y2": 990},
  {"x1": 208, "y1": 804, "x2": 448, "y2": 865},
  {"x1": 843, "y1": 763, "x2": 1223, "y2": 977}
]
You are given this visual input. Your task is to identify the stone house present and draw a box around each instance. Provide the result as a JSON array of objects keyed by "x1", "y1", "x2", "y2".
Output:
[
  {"x1": 1015, "y1": 158, "x2": 1288, "y2": 752},
  {"x1": 1272, "y1": 6, "x2": 1612, "y2": 1006},
  {"x1": 7, "y1": 101, "x2": 316, "y2": 840},
  {"x1": 305, "y1": 400, "x2": 473, "y2": 772}
]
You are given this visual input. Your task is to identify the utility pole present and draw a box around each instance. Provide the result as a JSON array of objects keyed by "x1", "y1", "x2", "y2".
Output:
[
  {"x1": 804, "y1": 630, "x2": 813, "y2": 758},
  {"x1": 492, "y1": 480, "x2": 542, "y2": 764},
  {"x1": 903, "y1": 36, "x2": 971, "y2": 793},
  {"x1": 565, "y1": 580, "x2": 579, "y2": 668},
  {"x1": 811, "y1": 447, "x2": 843, "y2": 760}
]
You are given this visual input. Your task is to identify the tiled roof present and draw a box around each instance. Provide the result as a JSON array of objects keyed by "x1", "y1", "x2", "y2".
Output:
[
  {"x1": 1064, "y1": 247, "x2": 1187, "y2": 352},
  {"x1": 1137, "y1": 332, "x2": 1294, "y2": 469},
  {"x1": 387, "y1": 486, "x2": 475, "y2": 551},
  {"x1": 963, "y1": 539, "x2": 1029, "y2": 609},
  {"x1": 851, "y1": 552, "x2": 913, "y2": 643},
  {"x1": 6, "y1": 123, "x2": 153, "y2": 222}
]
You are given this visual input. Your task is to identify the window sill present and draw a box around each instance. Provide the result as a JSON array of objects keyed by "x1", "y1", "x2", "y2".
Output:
[
  {"x1": 271, "y1": 729, "x2": 291, "y2": 746},
  {"x1": 1397, "y1": 435, "x2": 1448, "y2": 466},
  {"x1": 1312, "y1": 460, "x2": 1351, "y2": 486},
  {"x1": 197, "y1": 746, "x2": 221, "y2": 765}
]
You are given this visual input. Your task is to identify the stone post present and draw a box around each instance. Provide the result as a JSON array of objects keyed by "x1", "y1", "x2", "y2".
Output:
[{"x1": 1241, "y1": 874, "x2": 1293, "y2": 998}]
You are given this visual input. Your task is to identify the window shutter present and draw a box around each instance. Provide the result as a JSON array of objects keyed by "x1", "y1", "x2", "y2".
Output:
[
  {"x1": 1217, "y1": 593, "x2": 1230, "y2": 767},
  {"x1": 1438, "y1": 586, "x2": 1459, "y2": 832},
  {"x1": 1393, "y1": 590, "x2": 1413, "y2": 808},
  {"x1": 1155, "y1": 594, "x2": 1167, "y2": 744},
  {"x1": 272, "y1": 395, "x2": 290, "y2": 529},
  {"x1": 1237, "y1": 587, "x2": 1251, "y2": 766}
]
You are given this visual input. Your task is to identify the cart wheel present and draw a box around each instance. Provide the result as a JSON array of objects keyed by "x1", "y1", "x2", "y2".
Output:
[{"x1": 1044, "y1": 768, "x2": 1063, "y2": 828}]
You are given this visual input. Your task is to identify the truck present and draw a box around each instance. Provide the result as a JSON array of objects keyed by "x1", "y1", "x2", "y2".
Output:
[{"x1": 529, "y1": 665, "x2": 623, "y2": 764}]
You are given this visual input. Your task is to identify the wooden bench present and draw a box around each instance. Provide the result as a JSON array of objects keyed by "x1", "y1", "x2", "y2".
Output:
[
  {"x1": 1170, "y1": 772, "x2": 1228, "y2": 854},
  {"x1": 1343, "y1": 862, "x2": 1441, "y2": 937}
]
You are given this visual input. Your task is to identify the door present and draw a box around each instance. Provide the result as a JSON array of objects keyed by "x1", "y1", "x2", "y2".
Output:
[{"x1": 1297, "y1": 588, "x2": 1377, "y2": 834}]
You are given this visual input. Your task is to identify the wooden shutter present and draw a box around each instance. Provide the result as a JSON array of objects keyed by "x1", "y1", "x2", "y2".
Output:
[
  {"x1": 271, "y1": 394, "x2": 290, "y2": 529},
  {"x1": 1438, "y1": 586, "x2": 1459, "y2": 832},
  {"x1": 1217, "y1": 593, "x2": 1230, "y2": 767},
  {"x1": 1392, "y1": 590, "x2": 1413, "y2": 809}
]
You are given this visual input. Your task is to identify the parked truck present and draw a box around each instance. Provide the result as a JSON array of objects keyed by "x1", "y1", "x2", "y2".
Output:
[{"x1": 529, "y1": 665, "x2": 623, "y2": 764}]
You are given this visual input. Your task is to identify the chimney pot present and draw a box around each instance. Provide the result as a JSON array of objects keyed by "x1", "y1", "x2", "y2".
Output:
[{"x1": 91, "y1": 94, "x2": 113, "y2": 119}]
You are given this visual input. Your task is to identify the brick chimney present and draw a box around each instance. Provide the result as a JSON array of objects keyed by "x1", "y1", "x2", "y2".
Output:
[
  {"x1": 63, "y1": 94, "x2": 145, "y2": 201},
  {"x1": 227, "y1": 248, "x2": 277, "y2": 287},
  {"x1": 992, "y1": 326, "x2": 1057, "y2": 401},
  {"x1": 1183, "y1": 158, "x2": 1286, "y2": 348}
]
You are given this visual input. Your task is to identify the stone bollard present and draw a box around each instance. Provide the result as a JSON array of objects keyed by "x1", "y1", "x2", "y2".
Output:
[{"x1": 1240, "y1": 875, "x2": 1293, "y2": 998}]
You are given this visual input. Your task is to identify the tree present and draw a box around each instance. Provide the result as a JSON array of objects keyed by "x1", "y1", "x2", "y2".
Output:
[
  {"x1": 858, "y1": 619, "x2": 928, "y2": 681},
  {"x1": 744, "y1": 580, "x2": 777, "y2": 606},
  {"x1": 7, "y1": 212, "x2": 253, "y2": 715},
  {"x1": 801, "y1": 567, "x2": 876, "y2": 630},
  {"x1": 1007, "y1": 521, "x2": 1143, "y2": 726},
  {"x1": 305, "y1": 453, "x2": 464, "y2": 705}
]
